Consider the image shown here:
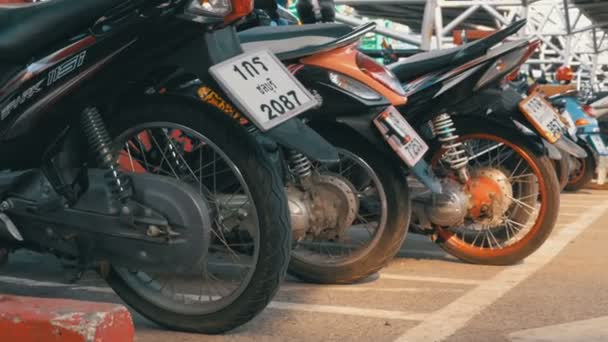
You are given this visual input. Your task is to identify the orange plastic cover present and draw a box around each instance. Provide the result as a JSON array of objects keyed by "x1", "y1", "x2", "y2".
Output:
[{"x1": 300, "y1": 43, "x2": 407, "y2": 106}]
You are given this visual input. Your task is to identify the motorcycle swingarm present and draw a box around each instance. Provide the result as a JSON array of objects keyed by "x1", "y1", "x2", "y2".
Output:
[{"x1": 4, "y1": 170, "x2": 209, "y2": 273}]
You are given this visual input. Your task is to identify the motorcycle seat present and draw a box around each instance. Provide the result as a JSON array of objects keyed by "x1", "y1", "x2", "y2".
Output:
[
  {"x1": 0, "y1": 0, "x2": 124, "y2": 62},
  {"x1": 388, "y1": 46, "x2": 464, "y2": 81},
  {"x1": 239, "y1": 23, "x2": 354, "y2": 60},
  {"x1": 389, "y1": 18, "x2": 527, "y2": 82}
]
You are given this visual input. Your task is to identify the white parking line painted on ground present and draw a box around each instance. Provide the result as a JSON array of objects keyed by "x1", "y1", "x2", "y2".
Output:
[
  {"x1": 559, "y1": 203, "x2": 595, "y2": 208},
  {"x1": 508, "y1": 316, "x2": 608, "y2": 342},
  {"x1": 398, "y1": 249, "x2": 455, "y2": 258},
  {"x1": 558, "y1": 212, "x2": 581, "y2": 217},
  {"x1": 380, "y1": 274, "x2": 482, "y2": 285},
  {"x1": 394, "y1": 202, "x2": 608, "y2": 342},
  {"x1": 281, "y1": 285, "x2": 466, "y2": 293},
  {"x1": 0, "y1": 275, "x2": 71, "y2": 288},
  {"x1": 0, "y1": 275, "x2": 427, "y2": 321},
  {"x1": 267, "y1": 302, "x2": 428, "y2": 321}
]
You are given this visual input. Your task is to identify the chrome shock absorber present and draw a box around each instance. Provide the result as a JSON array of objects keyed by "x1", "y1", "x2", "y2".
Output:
[
  {"x1": 432, "y1": 113, "x2": 470, "y2": 183},
  {"x1": 81, "y1": 107, "x2": 132, "y2": 201},
  {"x1": 288, "y1": 150, "x2": 313, "y2": 180}
]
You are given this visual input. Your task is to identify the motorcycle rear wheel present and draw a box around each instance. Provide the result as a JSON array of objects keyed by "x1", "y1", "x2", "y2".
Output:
[
  {"x1": 288, "y1": 126, "x2": 411, "y2": 284},
  {"x1": 430, "y1": 118, "x2": 560, "y2": 265},
  {"x1": 103, "y1": 96, "x2": 291, "y2": 334}
]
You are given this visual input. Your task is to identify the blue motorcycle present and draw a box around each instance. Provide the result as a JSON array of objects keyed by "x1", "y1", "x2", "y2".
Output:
[{"x1": 549, "y1": 91, "x2": 608, "y2": 191}]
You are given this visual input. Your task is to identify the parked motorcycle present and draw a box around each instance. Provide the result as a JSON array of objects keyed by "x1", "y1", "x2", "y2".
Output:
[
  {"x1": 378, "y1": 20, "x2": 561, "y2": 265},
  {"x1": 539, "y1": 85, "x2": 608, "y2": 191},
  {"x1": 162, "y1": 22, "x2": 413, "y2": 284},
  {"x1": 0, "y1": 0, "x2": 325, "y2": 333},
  {"x1": 240, "y1": 18, "x2": 562, "y2": 265}
]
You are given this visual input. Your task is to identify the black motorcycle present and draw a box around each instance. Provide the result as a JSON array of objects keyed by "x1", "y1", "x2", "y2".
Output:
[{"x1": 0, "y1": 0, "x2": 325, "y2": 334}]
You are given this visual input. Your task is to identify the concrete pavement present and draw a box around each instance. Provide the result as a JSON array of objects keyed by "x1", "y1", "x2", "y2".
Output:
[{"x1": 1, "y1": 190, "x2": 607, "y2": 341}]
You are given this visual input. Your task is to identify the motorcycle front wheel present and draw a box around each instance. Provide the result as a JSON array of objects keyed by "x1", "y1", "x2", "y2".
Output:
[
  {"x1": 429, "y1": 117, "x2": 560, "y2": 265},
  {"x1": 103, "y1": 96, "x2": 291, "y2": 334}
]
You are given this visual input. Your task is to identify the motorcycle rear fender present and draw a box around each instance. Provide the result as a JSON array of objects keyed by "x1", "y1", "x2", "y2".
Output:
[
  {"x1": 155, "y1": 27, "x2": 340, "y2": 163},
  {"x1": 264, "y1": 119, "x2": 339, "y2": 162},
  {"x1": 309, "y1": 110, "x2": 442, "y2": 193}
]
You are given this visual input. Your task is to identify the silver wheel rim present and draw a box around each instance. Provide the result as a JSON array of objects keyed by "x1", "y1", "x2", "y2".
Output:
[
  {"x1": 292, "y1": 148, "x2": 389, "y2": 266},
  {"x1": 113, "y1": 122, "x2": 260, "y2": 315}
]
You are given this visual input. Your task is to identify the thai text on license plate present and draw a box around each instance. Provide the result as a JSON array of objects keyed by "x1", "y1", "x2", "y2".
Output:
[{"x1": 209, "y1": 50, "x2": 318, "y2": 131}]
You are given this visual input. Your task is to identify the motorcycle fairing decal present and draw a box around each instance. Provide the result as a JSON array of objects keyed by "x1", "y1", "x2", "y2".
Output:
[
  {"x1": 196, "y1": 86, "x2": 249, "y2": 124},
  {"x1": 47, "y1": 51, "x2": 87, "y2": 86},
  {"x1": 0, "y1": 37, "x2": 135, "y2": 137},
  {"x1": 433, "y1": 64, "x2": 484, "y2": 98},
  {"x1": 0, "y1": 80, "x2": 45, "y2": 120},
  {"x1": 2, "y1": 51, "x2": 89, "y2": 120},
  {"x1": 0, "y1": 36, "x2": 97, "y2": 122},
  {"x1": 402, "y1": 72, "x2": 441, "y2": 96},
  {"x1": 0, "y1": 35, "x2": 97, "y2": 101}
]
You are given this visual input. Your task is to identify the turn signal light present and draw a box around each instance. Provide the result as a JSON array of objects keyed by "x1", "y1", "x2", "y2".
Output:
[
  {"x1": 356, "y1": 52, "x2": 405, "y2": 96},
  {"x1": 224, "y1": 0, "x2": 254, "y2": 24},
  {"x1": 575, "y1": 118, "x2": 590, "y2": 127}
]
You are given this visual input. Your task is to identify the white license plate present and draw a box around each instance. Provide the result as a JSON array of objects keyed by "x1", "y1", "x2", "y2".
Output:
[
  {"x1": 519, "y1": 94, "x2": 563, "y2": 143},
  {"x1": 209, "y1": 50, "x2": 318, "y2": 131},
  {"x1": 373, "y1": 107, "x2": 428, "y2": 167},
  {"x1": 590, "y1": 135, "x2": 608, "y2": 154}
]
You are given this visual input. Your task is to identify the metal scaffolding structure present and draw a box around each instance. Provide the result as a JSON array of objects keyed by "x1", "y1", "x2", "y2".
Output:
[{"x1": 335, "y1": 0, "x2": 608, "y2": 89}]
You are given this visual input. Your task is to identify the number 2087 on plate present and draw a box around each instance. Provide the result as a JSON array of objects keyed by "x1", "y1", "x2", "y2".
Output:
[{"x1": 209, "y1": 50, "x2": 318, "y2": 131}]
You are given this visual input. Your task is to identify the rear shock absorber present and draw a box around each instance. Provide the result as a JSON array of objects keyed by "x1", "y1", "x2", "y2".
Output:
[
  {"x1": 81, "y1": 107, "x2": 132, "y2": 201},
  {"x1": 288, "y1": 150, "x2": 313, "y2": 180},
  {"x1": 432, "y1": 113, "x2": 470, "y2": 183}
]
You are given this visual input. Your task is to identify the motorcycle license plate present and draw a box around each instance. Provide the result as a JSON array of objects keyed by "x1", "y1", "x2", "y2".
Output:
[
  {"x1": 519, "y1": 94, "x2": 563, "y2": 143},
  {"x1": 590, "y1": 135, "x2": 608, "y2": 154},
  {"x1": 209, "y1": 50, "x2": 318, "y2": 131},
  {"x1": 374, "y1": 107, "x2": 428, "y2": 167}
]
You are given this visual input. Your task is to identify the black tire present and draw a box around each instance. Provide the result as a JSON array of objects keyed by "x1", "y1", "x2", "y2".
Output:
[
  {"x1": 431, "y1": 117, "x2": 560, "y2": 265},
  {"x1": 565, "y1": 147, "x2": 595, "y2": 192},
  {"x1": 103, "y1": 95, "x2": 291, "y2": 334},
  {"x1": 552, "y1": 150, "x2": 570, "y2": 191},
  {"x1": 288, "y1": 126, "x2": 411, "y2": 284}
]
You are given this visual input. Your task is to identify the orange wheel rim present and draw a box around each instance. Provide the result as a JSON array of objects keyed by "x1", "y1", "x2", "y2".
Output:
[{"x1": 433, "y1": 133, "x2": 548, "y2": 257}]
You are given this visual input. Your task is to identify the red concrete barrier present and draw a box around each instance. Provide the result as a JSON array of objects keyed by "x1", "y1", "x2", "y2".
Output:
[{"x1": 0, "y1": 295, "x2": 134, "y2": 342}]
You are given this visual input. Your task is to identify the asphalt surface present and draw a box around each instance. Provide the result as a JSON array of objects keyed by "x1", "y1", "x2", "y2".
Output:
[{"x1": 1, "y1": 190, "x2": 608, "y2": 341}]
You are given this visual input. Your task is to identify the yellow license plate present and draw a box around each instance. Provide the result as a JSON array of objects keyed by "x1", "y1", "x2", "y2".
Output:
[{"x1": 519, "y1": 94, "x2": 563, "y2": 143}]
